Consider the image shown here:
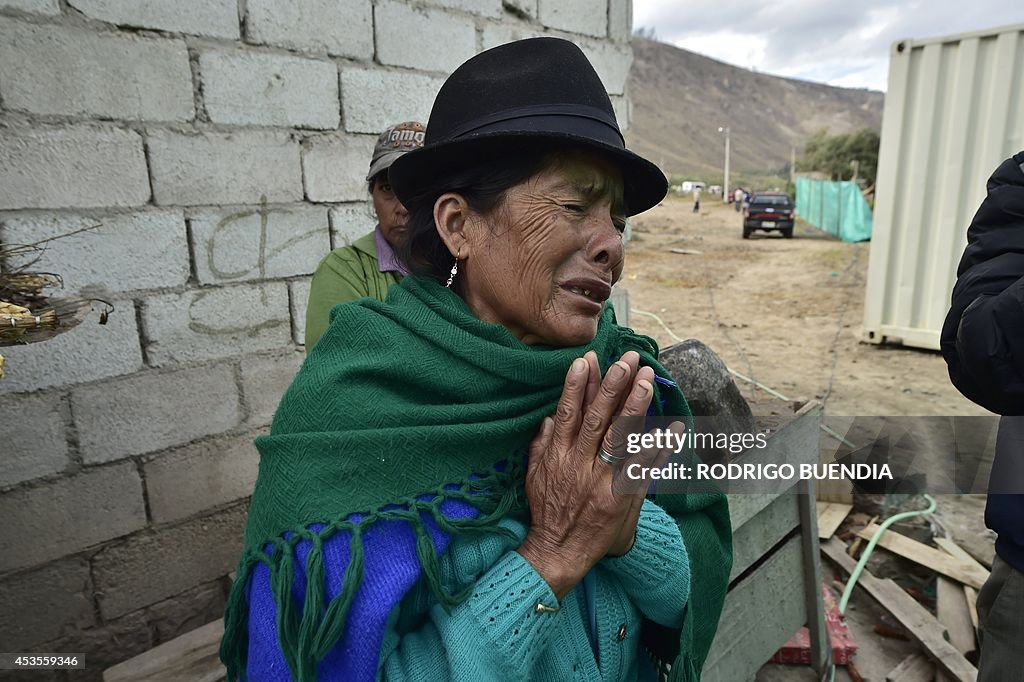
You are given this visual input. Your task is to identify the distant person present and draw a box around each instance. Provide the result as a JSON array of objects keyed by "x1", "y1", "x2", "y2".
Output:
[
  {"x1": 304, "y1": 121, "x2": 425, "y2": 349},
  {"x1": 734, "y1": 188, "x2": 745, "y2": 211},
  {"x1": 941, "y1": 150, "x2": 1024, "y2": 681},
  {"x1": 693, "y1": 185, "x2": 702, "y2": 213}
]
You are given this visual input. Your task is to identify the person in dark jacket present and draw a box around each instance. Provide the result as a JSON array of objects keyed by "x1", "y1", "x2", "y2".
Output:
[{"x1": 941, "y1": 150, "x2": 1024, "y2": 680}]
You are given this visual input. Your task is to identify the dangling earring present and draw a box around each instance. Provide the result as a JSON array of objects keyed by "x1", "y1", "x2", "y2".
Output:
[{"x1": 445, "y1": 247, "x2": 461, "y2": 288}]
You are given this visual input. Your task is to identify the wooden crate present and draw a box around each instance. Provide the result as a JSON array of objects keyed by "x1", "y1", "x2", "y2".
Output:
[{"x1": 702, "y1": 401, "x2": 828, "y2": 681}]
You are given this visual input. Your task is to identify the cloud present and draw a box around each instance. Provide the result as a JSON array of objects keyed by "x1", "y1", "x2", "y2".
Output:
[{"x1": 633, "y1": 0, "x2": 1024, "y2": 90}]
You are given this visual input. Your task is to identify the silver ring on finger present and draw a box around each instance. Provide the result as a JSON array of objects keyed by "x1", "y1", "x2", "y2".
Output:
[{"x1": 598, "y1": 447, "x2": 626, "y2": 466}]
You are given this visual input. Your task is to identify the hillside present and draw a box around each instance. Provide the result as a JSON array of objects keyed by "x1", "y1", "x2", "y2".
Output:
[{"x1": 626, "y1": 38, "x2": 885, "y2": 179}]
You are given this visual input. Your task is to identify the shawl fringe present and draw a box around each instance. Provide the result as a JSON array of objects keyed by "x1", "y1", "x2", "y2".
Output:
[{"x1": 220, "y1": 461, "x2": 525, "y2": 682}]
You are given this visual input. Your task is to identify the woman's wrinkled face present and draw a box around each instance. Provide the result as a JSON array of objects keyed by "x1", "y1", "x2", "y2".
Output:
[
  {"x1": 372, "y1": 175, "x2": 410, "y2": 248},
  {"x1": 460, "y1": 152, "x2": 627, "y2": 346}
]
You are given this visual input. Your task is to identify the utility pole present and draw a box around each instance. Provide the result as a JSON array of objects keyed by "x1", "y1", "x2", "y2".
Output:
[
  {"x1": 718, "y1": 126, "x2": 730, "y2": 202},
  {"x1": 790, "y1": 146, "x2": 796, "y2": 184},
  {"x1": 851, "y1": 159, "x2": 860, "y2": 184}
]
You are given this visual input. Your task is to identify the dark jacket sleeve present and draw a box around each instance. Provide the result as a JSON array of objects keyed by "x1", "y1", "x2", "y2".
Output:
[{"x1": 940, "y1": 151, "x2": 1024, "y2": 416}]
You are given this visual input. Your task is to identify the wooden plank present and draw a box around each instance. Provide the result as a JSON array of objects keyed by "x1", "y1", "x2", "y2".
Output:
[
  {"x1": 728, "y1": 492, "x2": 786, "y2": 533},
  {"x1": 816, "y1": 501, "x2": 852, "y2": 540},
  {"x1": 704, "y1": 535, "x2": 808, "y2": 681},
  {"x1": 964, "y1": 586, "x2": 980, "y2": 634},
  {"x1": 935, "y1": 537, "x2": 984, "y2": 635},
  {"x1": 857, "y1": 524, "x2": 989, "y2": 590},
  {"x1": 798, "y1": 479, "x2": 828, "y2": 675},
  {"x1": 886, "y1": 652, "x2": 937, "y2": 682},
  {"x1": 822, "y1": 538, "x2": 978, "y2": 682},
  {"x1": 730, "y1": 493, "x2": 800, "y2": 581},
  {"x1": 104, "y1": 618, "x2": 225, "y2": 682},
  {"x1": 934, "y1": 537, "x2": 990, "y2": 575},
  {"x1": 937, "y1": 575, "x2": 977, "y2": 657},
  {"x1": 816, "y1": 490, "x2": 854, "y2": 504},
  {"x1": 848, "y1": 515, "x2": 878, "y2": 558}
]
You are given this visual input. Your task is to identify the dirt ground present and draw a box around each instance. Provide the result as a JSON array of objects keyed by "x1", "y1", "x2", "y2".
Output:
[
  {"x1": 625, "y1": 196, "x2": 991, "y2": 419},
  {"x1": 626, "y1": 196, "x2": 993, "y2": 680}
]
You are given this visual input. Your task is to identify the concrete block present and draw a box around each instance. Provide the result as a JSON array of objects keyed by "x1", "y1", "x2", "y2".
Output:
[
  {"x1": 0, "y1": 126, "x2": 149, "y2": 210},
  {"x1": 0, "y1": 558, "x2": 95, "y2": 650},
  {"x1": 148, "y1": 129, "x2": 302, "y2": 206},
  {"x1": 374, "y1": 1, "x2": 476, "y2": 73},
  {"x1": 200, "y1": 50, "x2": 339, "y2": 130},
  {"x1": 0, "y1": 392, "x2": 69, "y2": 488},
  {"x1": 423, "y1": 0, "x2": 501, "y2": 16},
  {"x1": 143, "y1": 429, "x2": 263, "y2": 523},
  {"x1": 67, "y1": 0, "x2": 239, "y2": 39},
  {"x1": 610, "y1": 94, "x2": 630, "y2": 131},
  {"x1": 0, "y1": 462, "x2": 147, "y2": 573},
  {"x1": 289, "y1": 278, "x2": 312, "y2": 346},
  {"x1": 0, "y1": 19, "x2": 194, "y2": 121},
  {"x1": 71, "y1": 364, "x2": 241, "y2": 462},
  {"x1": 240, "y1": 350, "x2": 304, "y2": 425},
  {"x1": 0, "y1": 0, "x2": 58, "y2": 14},
  {"x1": 578, "y1": 39, "x2": 632, "y2": 95},
  {"x1": 329, "y1": 203, "x2": 374, "y2": 249},
  {"x1": 91, "y1": 503, "x2": 247, "y2": 618},
  {"x1": 480, "y1": 21, "x2": 543, "y2": 51},
  {"x1": 538, "y1": 0, "x2": 606, "y2": 38},
  {"x1": 142, "y1": 283, "x2": 292, "y2": 366},
  {"x1": 189, "y1": 204, "x2": 330, "y2": 284},
  {"x1": 302, "y1": 133, "x2": 376, "y2": 202},
  {"x1": 0, "y1": 210, "x2": 189, "y2": 294},
  {"x1": 501, "y1": 0, "x2": 536, "y2": 19},
  {"x1": 0, "y1": 299, "x2": 143, "y2": 395},
  {"x1": 340, "y1": 67, "x2": 444, "y2": 134},
  {"x1": 608, "y1": 0, "x2": 631, "y2": 42},
  {"x1": 145, "y1": 579, "x2": 226, "y2": 643},
  {"x1": 246, "y1": 0, "x2": 373, "y2": 58},
  {"x1": 48, "y1": 604, "x2": 152, "y2": 674}
]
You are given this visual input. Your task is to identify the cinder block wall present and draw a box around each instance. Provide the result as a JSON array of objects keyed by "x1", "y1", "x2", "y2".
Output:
[{"x1": 0, "y1": 0, "x2": 633, "y2": 676}]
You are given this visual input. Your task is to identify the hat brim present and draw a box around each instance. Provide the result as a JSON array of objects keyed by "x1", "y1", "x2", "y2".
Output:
[
  {"x1": 389, "y1": 131, "x2": 667, "y2": 216},
  {"x1": 366, "y1": 150, "x2": 408, "y2": 182}
]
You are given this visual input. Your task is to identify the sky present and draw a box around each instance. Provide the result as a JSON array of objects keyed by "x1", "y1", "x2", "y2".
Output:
[{"x1": 632, "y1": 1, "x2": 1024, "y2": 91}]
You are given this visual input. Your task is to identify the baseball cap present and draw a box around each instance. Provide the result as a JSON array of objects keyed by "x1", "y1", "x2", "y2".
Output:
[{"x1": 366, "y1": 121, "x2": 426, "y2": 182}]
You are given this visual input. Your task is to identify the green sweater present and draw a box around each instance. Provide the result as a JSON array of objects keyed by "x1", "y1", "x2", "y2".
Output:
[
  {"x1": 378, "y1": 499, "x2": 690, "y2": 680},
  {"x1": 305, "y1": 231, "x2": 402, "y2": 348}
]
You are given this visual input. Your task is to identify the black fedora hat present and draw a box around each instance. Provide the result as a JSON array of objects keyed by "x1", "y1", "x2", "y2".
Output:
[{"x1": 388, "y1": 37, "x2": 667, "y2": 216}]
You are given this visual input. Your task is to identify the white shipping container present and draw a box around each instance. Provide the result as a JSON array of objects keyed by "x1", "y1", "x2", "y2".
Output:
[{"x1": 863, "y1": 23, "x2": 1024, "y2": 350}]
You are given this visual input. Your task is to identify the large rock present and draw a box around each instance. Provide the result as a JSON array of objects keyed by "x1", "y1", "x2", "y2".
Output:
[
  {"x1": 659, "y1": 339, "x2": 755, "y2": 464},
  {"x1": 660, "y1": 339, "x2": 752, "y2": 419}
]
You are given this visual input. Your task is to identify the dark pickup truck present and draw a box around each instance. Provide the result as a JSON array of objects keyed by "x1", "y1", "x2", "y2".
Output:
[{"x1": 742, "y1": 192, "x2": 795, "y2": 239}]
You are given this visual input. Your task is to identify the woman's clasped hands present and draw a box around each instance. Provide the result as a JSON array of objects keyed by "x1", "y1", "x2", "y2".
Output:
[{"x1": 517, "y1": 350, "x2": 684, "y2": 600}]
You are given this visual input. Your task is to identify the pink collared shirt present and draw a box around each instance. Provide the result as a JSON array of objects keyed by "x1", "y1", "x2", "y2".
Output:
[{"x1": 374, "y1": 225, "x2": 410, "y2": 276}]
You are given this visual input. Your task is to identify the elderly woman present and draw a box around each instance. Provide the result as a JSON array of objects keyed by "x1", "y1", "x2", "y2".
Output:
[
  {"x1": 221, "y1": 38, "x2": 731, "y2": 681},
  {"x1": 304, "y1": 120, "x2": 425, "y2": 348}
]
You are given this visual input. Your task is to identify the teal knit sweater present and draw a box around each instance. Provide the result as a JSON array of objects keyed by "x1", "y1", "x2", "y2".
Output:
[{"x1": 377, "y1": 499, "x2": 690, "y2": 680}]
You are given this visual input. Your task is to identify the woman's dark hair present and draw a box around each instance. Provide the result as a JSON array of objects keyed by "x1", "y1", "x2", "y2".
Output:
[{"x1": 396, "y1": 142, "x2": 555, "y2": 283}]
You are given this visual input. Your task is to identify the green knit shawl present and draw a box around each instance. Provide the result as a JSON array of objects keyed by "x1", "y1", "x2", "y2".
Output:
[{"x1": 222, "y1": 276, "x2": 731, "y2": 681}]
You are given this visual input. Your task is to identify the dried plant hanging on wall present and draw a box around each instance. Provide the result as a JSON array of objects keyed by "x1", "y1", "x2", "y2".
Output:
[{"x1": 0, "y1": 224, "x2": 114, "y2": 381}]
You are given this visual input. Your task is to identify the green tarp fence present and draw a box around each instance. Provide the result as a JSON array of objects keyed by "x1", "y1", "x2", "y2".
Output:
[{"x1": 795, "y1": 177, "x2": 872, "y2": 242}]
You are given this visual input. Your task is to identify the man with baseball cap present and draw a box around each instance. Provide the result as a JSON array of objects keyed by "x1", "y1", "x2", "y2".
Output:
[{"x1": 305, "y1": 121, "x2": 425, "y2": 349}]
